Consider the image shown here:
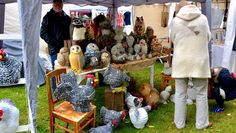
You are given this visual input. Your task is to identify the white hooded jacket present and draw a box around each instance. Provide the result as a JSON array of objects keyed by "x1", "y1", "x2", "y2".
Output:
[{"x1": 170, "y1": 5, "x2": 211, "y2": 78}]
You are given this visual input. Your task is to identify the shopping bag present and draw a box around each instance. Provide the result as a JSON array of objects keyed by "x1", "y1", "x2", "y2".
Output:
[{"x1": 161, "y1": 5, "x2": 169, "y2": 28}]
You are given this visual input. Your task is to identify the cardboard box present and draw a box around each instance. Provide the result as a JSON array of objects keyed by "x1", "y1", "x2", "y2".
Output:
[{"x1": 105, "y1": 87, "x2": 125, "y2": 111}]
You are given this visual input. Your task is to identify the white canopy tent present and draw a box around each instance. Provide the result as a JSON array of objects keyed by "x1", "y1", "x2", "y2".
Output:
[
  {"x1": 222, "y1": 0, "x2": 236, "y2": 73},
  {"x1": 0, "y1": 0, "x2": 212, "y2": 132}
]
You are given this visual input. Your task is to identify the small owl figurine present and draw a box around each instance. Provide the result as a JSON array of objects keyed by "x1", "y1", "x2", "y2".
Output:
[
  {"x1": 69, "y1": 45, "x2": 85, "y2": 73},
  {"x1": 85, "y1": 43, "x2": 100, "y2": 67},
  {"x1": 101, "y1": 48, "x2": 111, "y2": 67}
]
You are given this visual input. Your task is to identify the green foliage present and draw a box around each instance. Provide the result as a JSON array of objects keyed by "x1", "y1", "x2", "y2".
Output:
[{"x1": 1, "y1": 62, "x2": 236, "y2": 133}]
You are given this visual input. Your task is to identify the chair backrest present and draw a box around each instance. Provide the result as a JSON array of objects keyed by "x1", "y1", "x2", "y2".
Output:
[{"x1": 45, "y1": 68, "x2": 67, "y2": 115}]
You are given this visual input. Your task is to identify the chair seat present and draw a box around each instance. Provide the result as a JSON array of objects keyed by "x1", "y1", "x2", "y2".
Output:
[{"x1": 53, "y1": 101, "x2": 96, "y2": 123}]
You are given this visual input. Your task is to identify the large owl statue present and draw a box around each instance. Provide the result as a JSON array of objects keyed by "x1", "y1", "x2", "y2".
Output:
[{"x1": 69, "y1": 45, "x2": 85, "y2": 73}]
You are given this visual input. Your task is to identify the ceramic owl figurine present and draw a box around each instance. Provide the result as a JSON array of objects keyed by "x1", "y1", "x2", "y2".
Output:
[
  {"x1": 101, "y1": 48, "x2": 111, "y2": 67},
  {"x1": 69, "y1": 45, "x2": 85, "y2": 73},
  {"x1": 85, "y1": 43, "x2": 100, "y2": 67},
  {"x1": 57, "y1": 47, "x2": 70, "y2": 67},
  {"x1": 139, "y1": 39, "x2": 148, "y2": 59}
]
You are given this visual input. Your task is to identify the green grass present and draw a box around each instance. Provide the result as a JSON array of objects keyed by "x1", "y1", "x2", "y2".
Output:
[{"x1": 1, "y1": 62, "x2": 236, "y2": 133}]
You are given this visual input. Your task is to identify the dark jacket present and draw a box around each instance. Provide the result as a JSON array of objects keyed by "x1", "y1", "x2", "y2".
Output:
[
  {"x1": 215, "y1": 68, "x2": 236, "y2": 101},
  {"x1": 40, "y1": 9, "x2": 71, "y2": 55}
]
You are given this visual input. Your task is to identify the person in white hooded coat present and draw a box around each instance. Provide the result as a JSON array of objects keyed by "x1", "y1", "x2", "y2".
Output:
[{"x1": 170, "y1": 0, "x2": 211, "y2": 130}]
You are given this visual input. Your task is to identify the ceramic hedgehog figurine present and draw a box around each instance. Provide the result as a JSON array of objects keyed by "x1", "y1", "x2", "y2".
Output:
[
  {"x1": 100, "y1": 106, "x2": 126, "y2": 129},
  {"x1": 0, "y1": 48, "x2": 22, "y2": 85},
  {"x1": 103, "y1": 64, "x2": 130, "y2": 88}
]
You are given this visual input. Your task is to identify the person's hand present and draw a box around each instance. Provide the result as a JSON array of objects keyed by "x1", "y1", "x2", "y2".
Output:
[{"x1": 64, "y1": 40, "x2": 72, "y2": 49}]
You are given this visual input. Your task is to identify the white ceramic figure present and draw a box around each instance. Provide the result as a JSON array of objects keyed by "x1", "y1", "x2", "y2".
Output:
[
  {"x1": 125, "y1": 92, "x2": 143, "y2": 109},
  {"x1": 129, "y1": 106, "x2": 149, "y2": 129},
  {"x1": 0, "y1": 99, "x2": 19, "y2": 133},
  {"x1": 160, "y1": 85, "x2": 172, "y2": 104}
]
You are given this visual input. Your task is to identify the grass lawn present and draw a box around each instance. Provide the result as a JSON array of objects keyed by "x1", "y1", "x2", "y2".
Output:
[{"x1": 1, "y1": 62, "x2": 236, "y2": 133}]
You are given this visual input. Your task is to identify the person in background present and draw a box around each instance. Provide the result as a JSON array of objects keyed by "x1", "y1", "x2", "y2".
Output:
[
  {"x1": 40, "y1": 0, "x2": 71, "y2": 70},
  {"x1": 210, "y1": 67, "x2": 236, "y2": 112},
  {"x1": 170, "y1": 0, "x2": 212, "y2": 129}
]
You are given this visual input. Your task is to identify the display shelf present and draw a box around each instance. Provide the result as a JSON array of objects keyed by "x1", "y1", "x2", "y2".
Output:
[{"x1": 111, "y1": 56, "x2": 159, "y2": 71}]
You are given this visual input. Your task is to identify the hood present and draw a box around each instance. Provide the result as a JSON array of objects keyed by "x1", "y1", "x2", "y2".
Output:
[{"x1": 176, "y1": 5, "x2": 201, "y2": 21}]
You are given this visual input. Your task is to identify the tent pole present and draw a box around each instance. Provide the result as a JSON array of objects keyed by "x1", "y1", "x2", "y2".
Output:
[
  {"x1": 201, "y1": 0, "x2": 212, "y2": 67},
  {"x1": 112, "y1": 7, "x2": 117, "y2": 29},
  {"x1": 0, "y1": 3, "x2": 5, "y2": 48}
]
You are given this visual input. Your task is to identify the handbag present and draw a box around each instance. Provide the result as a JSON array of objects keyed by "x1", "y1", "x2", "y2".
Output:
[{"x1": 161, "y1": 5, "x2": 169, "y2": 28}]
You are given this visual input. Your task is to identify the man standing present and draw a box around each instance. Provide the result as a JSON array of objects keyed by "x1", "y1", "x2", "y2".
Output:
[
  {"x1": 170, "y1": 0, "x2": 212, "y2": 129},
  {"x1": 40, "y1": 0, "x2": 71, "y2": 69}
]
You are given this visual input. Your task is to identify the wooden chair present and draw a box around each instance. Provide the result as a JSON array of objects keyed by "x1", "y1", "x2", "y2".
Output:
[
  {"x1": 45, "y1": 68, "x2": 96, "y2": 133},
  {"x1": 161, "y1": 48, "x2": 174, "y2": 90}
]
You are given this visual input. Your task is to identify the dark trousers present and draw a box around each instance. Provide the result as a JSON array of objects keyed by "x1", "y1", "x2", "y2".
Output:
[
  {"x1": 213, "y1": 87, "x2": 224, "y2": 108},
  {"x1": 50, "y1": 54, "x2": 57, "y2": 91}
]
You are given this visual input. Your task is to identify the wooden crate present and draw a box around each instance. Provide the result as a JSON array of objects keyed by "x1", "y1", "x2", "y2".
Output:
[{"x1": 105, "y1": 87, "x2": 125, "y2": 111}]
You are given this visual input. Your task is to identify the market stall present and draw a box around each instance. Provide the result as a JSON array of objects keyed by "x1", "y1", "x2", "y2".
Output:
[{"x1": 0, "y1": 0, "x2": 212, "y2": 132}]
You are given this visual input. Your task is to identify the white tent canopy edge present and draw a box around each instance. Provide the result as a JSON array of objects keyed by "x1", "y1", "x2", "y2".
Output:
[{"x1": 0, "y1": 0, "x2": 211, "y2": 132}]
